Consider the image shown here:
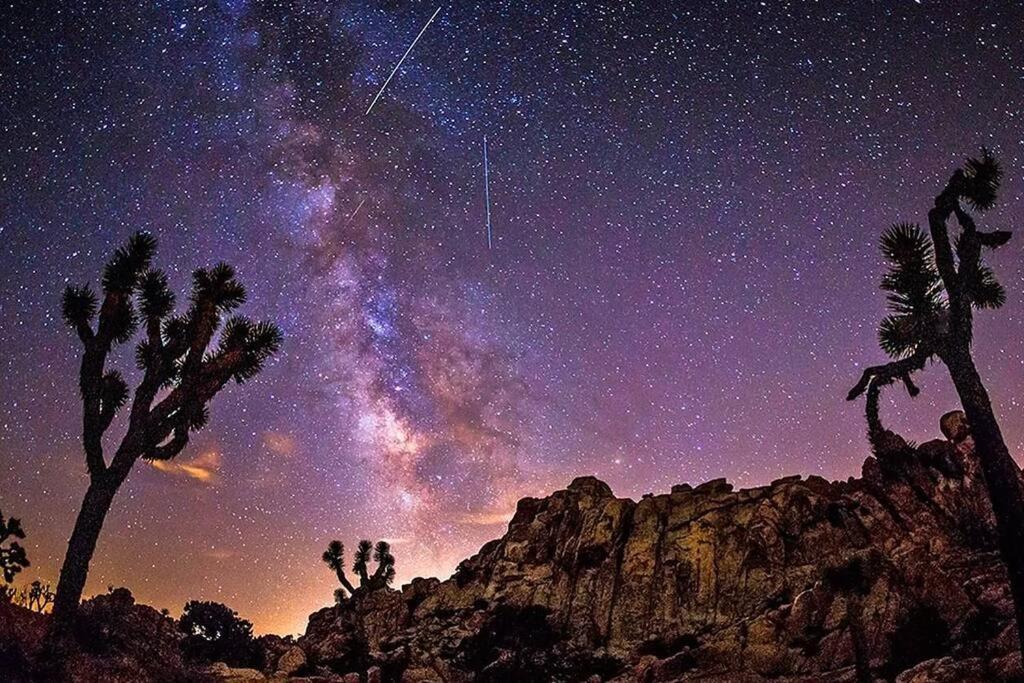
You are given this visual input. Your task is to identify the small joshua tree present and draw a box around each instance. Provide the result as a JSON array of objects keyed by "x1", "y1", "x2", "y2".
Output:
[
  {"x1": 323, "y1": 539, "x2": 396, "y2": 599},
  {"x1": 50, "y1": 233, "x2": 282, "y2": 639},
  {"x1": 848, "y1": 150, "x2": 1024, "y2": 660},
  {"x1": 0, "y1": 511, "x2": 29, "y2": 586},
  {"x1": 19, "y1": 580, "x2": 55, "y2": 613}
]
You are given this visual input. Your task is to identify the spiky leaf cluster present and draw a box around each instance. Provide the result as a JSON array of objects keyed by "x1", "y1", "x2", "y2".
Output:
[
  {"x1": 353, "y1": 539, "x2": 373, "y2": 576},
  {"x1": 322, "y1": 540, "x2": 345, "y2": 573},
  {"x1": 138, "y1": 270, "x2": 175, "y2": 320},
  {"x1": 61, "y1": 285, "x2": 98, "y2": 328},
  {"x1": 216, "y1": 317, "x2": 284, "y2": 384},
  {"x1": 192, "y1": 263, "x2": 246, "y2": 312},
  {"x1": 878, "y1": 223, "x2": 944, "y2": 358},
  {"x1": 0, "y1": 511, "x2": 30, "y2": 584},
  {"x1": 961, "y1": 263, "x2": 1006, "y2": 309},
  {"x1": 373, "y1": 540, "x2": 396, "y2": 586},
  {"x1": 102, "y1": 232, "x2": 158, "y2": 343},
  {"x1": 100, "y1": 371, "x2": 129, "y2": 411},
  {"x1": 102, "y1": 233, "x2": 157, "y2": 292},
  {"x1": 960, "y1": 148, "x2": 1001, "y2": 212}
]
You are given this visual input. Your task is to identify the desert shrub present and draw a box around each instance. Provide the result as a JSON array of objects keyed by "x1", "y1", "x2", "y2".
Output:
[{"x1": 179, "y1": 600, "x2": 263, "y2": 668}]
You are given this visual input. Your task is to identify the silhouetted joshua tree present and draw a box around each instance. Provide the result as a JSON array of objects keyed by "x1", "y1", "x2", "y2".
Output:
[
  {"x1": 324, "y1": 539, "x2": 396, "y2": 599},
  {"x1": 49, "y1": 233, "x2": 282, "y2": 640},
  {"x1": 0, "y1": 511, "x2": 29, "y2": 585},
  {"x1": 19, "y1": 580, "x2": 55, "y2": 613},
  {"x1": 848, "y1": 149, "x2": 1024, "y2": 658}
]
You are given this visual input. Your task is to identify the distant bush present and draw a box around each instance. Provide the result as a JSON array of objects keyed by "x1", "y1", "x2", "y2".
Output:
[{"x1": 179, "y1": 600, "x2": 263, "y2": 668}]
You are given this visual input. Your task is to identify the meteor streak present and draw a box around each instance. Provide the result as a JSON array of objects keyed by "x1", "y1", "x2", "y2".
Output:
[
  {"x1": 483, "y1": 136, "x2": 492, "y2": 249},
  {"x1": 346, "y1": 198, "x2": 367, "y2": 224},
  {"x1": 365, "y1": 7, "x2": 443, "y2": 116}
]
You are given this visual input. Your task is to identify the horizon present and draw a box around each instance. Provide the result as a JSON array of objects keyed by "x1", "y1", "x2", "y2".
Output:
[{"x1": 3, "y1": 1, "x2": 1024, "y2": 637}]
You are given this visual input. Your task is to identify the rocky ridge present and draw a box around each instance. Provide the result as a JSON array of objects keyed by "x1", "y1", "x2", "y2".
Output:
[{"x1": 295, "y1": 412, "x2": 1022, "y2": 681}]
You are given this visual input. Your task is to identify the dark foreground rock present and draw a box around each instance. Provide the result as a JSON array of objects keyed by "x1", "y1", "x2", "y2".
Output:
[{"x1": 2, "y1": 412, "x2": 1022, "y2": 681}]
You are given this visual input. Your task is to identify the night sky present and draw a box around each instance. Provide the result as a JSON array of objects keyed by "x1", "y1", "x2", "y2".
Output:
[{"x1": 2, "y1": 1, "x2": 1024, "y2": 635}]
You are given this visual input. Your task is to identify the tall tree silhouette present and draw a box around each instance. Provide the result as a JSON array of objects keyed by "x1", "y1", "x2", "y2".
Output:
[
  {"x1": 848, "y1": 149, "x2": 1024, "y2": 657},
  {"x1": 49, "y1": 233, "x2": 282, "y2": 640},
  {"x1": 324, "y1": 539, "x2": 396, "y2": 599}
]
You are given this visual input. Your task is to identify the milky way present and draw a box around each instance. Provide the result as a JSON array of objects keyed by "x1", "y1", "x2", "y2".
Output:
[{"x1": 2, "y1": 1, "x2": 1024, "y2": 634}]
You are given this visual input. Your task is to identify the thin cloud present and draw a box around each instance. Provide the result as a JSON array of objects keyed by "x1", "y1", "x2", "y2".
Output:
[
  {"x1": 262, "y1": 431, "x2": 298, "y2": 458},
  {"x1": 149, "y1": 450, "x2": 221, "y2": 484}
]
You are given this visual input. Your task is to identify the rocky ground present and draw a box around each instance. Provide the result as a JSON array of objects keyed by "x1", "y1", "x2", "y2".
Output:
[{"x1": 2, "y1": 411, "x2": 1022, "y2": 681}]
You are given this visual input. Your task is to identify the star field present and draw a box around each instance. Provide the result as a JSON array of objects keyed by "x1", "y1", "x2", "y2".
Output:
[{"x1": 2, "y1": 0, "x2": 1024, "y2": 634}]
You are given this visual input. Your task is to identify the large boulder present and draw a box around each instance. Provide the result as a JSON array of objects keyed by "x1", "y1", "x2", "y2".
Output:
[{"x1": 275, "y1": 645, "x2": 306, "y2": 675}]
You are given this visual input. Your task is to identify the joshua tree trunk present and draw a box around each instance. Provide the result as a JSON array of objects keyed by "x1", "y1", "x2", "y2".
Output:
[
  {"x1": 847, "y1": 598, "x2": 871, "y2": 683},
  {"x1": 50, "y1": 477, "x2": 119, "y2": 637},
  {"x1": 944, "y1": 349, "x2": 1024, "y2": 655},
  {"x1": 335, "y1": 568, "x2": 356, "y2": 595}
]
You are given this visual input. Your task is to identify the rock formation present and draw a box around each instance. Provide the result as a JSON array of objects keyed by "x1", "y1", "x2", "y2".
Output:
[{"x1": 297, "y1": 411, "x2": 1022, "y2": 681}]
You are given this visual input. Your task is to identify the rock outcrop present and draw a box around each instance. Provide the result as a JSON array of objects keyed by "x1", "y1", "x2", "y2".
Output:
[{"x1": 298, "y1": 413, "x2": 1023, "y2": 681}]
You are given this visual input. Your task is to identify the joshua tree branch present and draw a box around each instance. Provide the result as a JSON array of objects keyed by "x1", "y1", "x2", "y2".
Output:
[
  {"x1": 94, "y1": 291, "x2": 127, "y2": 347},
  {"x1": 147, "y1": 350, "x2": 241, "y2": 428},
  {"x1": 145, "y1": 424, "x2": 189, "y2": 461},
  {"x1": 336, "y1": 569, "x2": 356, "y2": 595},
  {"x1": 80, "y1": 363, "x2": 109, "y2": 478},
  {"x1": 129, "y1": 318, "x2": 167, "y2": 429},
  {"x1": 928, "y1": 172, "x2": 964, "y2": 302},
  {"x1": 179, "y1": 301, "x2": 219, "y2": 384},
  {"x1": 847, "y1": 349, "x2": 930, "y2": 401},
  {"x1": 976, "y1": 230, "x2": 1012, "y2": 248}
]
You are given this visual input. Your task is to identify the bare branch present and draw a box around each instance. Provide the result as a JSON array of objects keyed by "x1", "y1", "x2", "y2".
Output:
[
  {"x1": 977, "y1": 230, "x2": 1012, "y2": 248},
  {"x1": 847, "y1": 349, "x2": 931, "y2": 401},
  {"x1": 144, "y1": 424, "x2": 189, "y2": 462},
  {"x1": 927, "y1": 174, "x2": 963, "y2": 303}
]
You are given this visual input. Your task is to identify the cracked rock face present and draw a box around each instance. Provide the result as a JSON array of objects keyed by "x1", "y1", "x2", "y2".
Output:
[{"x1": 299, "y1": 420, "x2": 1024, "y2": 682}]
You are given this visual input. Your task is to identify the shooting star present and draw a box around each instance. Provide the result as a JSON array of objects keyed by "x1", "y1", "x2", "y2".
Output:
[
  {"x1": 346, "y1": 198, "x2": 367, "y2": 224},
  {"x1": 365, "y1": 7, "x2": 443, "y2": 116},
  {"x1": 483, "y1": 136, "x2": 493, "y2": 249}
]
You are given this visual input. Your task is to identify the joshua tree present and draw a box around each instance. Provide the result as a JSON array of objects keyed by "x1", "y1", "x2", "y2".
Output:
[
  {"x1": 49, "y1": 233, "x2": 282, "y2": 639},
  {"x1": 848, "y1": 149, "x2": 1024, "y2": 658},
  {"x1": 19, "y1": 580, "x2": 55, "y2": 613},
  {"x1": 323, "y1": 539, "x2": 395, "y2": 599},
  {"x1": 0, "y1": 511, "x2": 29, "y2": 585}
]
